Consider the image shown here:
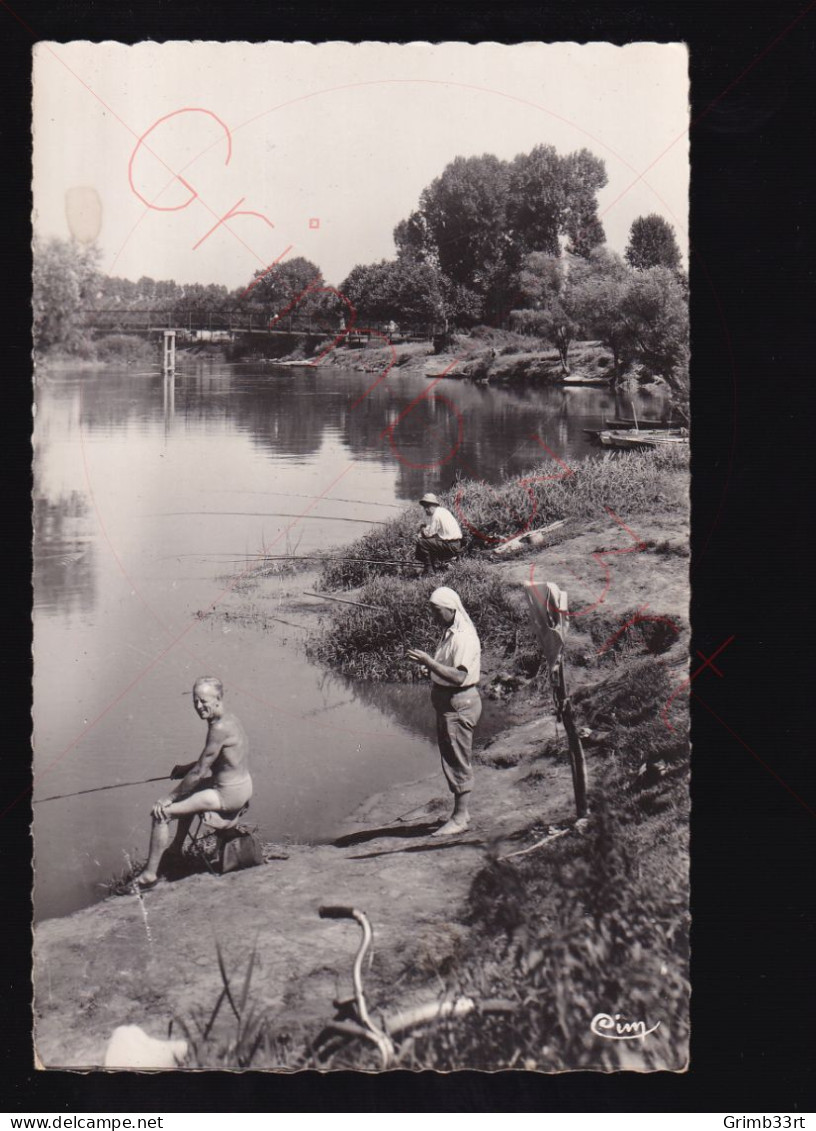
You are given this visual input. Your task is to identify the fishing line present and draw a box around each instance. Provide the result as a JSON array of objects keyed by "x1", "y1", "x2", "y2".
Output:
[
  {"x1": 34, "y1": 775, "x2": 170, "y2": 804},
  {"x1": 148, "y1": 511, "x2": 388, "y2": 525}
]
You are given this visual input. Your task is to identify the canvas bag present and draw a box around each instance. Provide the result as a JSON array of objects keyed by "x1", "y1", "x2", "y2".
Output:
[{"x1": 219, "y1": 828, "x2": 264, "y2": 873}]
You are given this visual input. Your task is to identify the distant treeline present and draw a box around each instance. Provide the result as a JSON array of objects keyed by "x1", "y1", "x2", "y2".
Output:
[{"x1": 33, "y1": 143, "x2": 687, "y2": 395}]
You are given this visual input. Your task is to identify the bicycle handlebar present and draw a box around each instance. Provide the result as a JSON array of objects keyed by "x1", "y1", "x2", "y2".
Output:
[{"x1": 319, "y1": 904, "x2": 356, "y2": 920}]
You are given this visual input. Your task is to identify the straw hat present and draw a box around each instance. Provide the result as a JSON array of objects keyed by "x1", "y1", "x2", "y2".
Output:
[{"x1": 419, "y1": 493, "x2": 441, "y2": 506}]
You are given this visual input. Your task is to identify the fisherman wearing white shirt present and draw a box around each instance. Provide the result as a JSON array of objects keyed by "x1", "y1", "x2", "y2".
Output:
[
  {"x1": 407, "y1": 587, "x2": 482, "y2": 835},
  {"x1": 415, "y1": 492, "x2": 463, "y2": 575}
]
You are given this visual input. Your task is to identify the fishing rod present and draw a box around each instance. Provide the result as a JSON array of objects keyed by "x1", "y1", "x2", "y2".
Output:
[
  {"x1": 237, "y1": 555, "x2": 416, "y2": 567},
  {"x1": 151, "y1": 511, "x2": 388, "y2": 526},
  {"x1": 33, "y1": 775, "x2": 171, "y2": 805},
  {"x1": 304, "y1": 591, "x2": 387, "y2": 611},
  {"x1": 159, "y1": 553, "x2": 417, "y2": 567},
  {"x1": 209, "y1": 489, "x2": 403, "y2": 510}
]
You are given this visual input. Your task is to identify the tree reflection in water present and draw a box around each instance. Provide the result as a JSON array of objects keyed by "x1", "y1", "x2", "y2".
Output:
[{"x1": 33, "y1": 490, "x2": 97, "y2": 619}]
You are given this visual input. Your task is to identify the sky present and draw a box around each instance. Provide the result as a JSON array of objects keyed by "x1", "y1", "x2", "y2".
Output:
[{"x1": 32, "y1": 41, "x2": 689, "y2": 291}]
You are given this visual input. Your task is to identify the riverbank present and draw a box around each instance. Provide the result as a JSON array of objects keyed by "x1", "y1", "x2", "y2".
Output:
[
  {"x1": 306, "y1": 329, "x2": 659, "y2": 391},
  {"x1": 36, "y1": 328, "x2": 669, "y2": 394},
  {"x1": 33, "y1": 449, "x2": 689, "y2": 1071}
]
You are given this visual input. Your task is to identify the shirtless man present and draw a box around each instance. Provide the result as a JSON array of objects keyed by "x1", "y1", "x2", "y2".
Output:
[{"x1": 137, "y1": 677, "x2": 252, "y2": 889}]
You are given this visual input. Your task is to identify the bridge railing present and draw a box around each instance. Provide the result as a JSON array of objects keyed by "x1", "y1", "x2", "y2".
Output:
[{"x1": 81, "y1": 310, "x2": 437, "y2": 341}]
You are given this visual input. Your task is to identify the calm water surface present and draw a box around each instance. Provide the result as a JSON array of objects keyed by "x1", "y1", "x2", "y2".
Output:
[{"x1": 33, "y1": 361, "x2": 669, "y2": 919}]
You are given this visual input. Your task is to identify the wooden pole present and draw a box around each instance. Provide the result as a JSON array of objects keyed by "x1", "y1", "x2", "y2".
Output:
[{"x1": 552, "y1": 658, "x2": 588, "y2": 818}]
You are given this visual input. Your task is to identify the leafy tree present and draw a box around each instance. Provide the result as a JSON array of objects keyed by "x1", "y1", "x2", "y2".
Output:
[
  {"x1": 513, "y1": 252, "x2": 579, "y2": 372},
  {"x1": 506, "y1": 145, "x2": 607, "y2": 261},
  {"x1": 176, "y1": 282, "x2": 230, "y2": 313},
  {"x1": 618, "y1": 266, "x2": 689, "y2": 391},
  {"x1": 569, "y1": 252, "x2": 688, "y2": 396},
  {"x1": 569, "y1": 249, "x2": 634, "y2": 375},
  {"x1": 506, "y1": 145, "x2": 564, "y2": 258},
  {"x1": 243, "y1": 256, "x2": 331, "y2": 324},
  {"x1": 560, "y1": 149, "x2": 608, "y2": 257},
  {"x1": 506, "y1": 145, "x2": 607, "y2": 260},
  {"x1": 348, "y1": 143, "x2": 611, "y2": 332},
  {"x1": 440, "y1": 277, "x2": 483, "y2": 328},
  {"x1": 517, "y1": 251, "x2": 565, "y2": 309},
  {"x1": 625, "y1": 215, "x2": 682, "y2": 271},
  {"x1": 33, "y1": 236, "x2": 100, "y2": 354},
  {"x1": 339, "y1": 257, "x2": 446, "y2": 326},
  {"x1": 419, "y1": 155, "x2": 510, "y2": 294},
  {"x1": 393, "y1": 210, "x2": 436, "y2": 264},
  {"x1": 566, "y1": 213, "x2": 606, "y2": 259}
]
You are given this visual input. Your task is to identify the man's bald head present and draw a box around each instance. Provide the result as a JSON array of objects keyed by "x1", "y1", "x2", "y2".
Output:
[{"x1": 193, "y1": 676, "x2": 223, "y2": 698}]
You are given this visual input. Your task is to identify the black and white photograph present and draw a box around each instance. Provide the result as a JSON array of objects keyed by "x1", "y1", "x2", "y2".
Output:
[{"x1": 31, "y1": 40, "x2": 691, "y2": 1072}]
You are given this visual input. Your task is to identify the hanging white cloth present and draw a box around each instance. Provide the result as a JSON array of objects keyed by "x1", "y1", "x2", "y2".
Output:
[{"x1": 523, "y1": 580, "x2": 568, "y2": 675}]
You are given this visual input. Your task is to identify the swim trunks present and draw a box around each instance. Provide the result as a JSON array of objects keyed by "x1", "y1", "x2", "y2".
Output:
[{"x1": 211, "y1": 775, "x2": 253, "y2": 815}]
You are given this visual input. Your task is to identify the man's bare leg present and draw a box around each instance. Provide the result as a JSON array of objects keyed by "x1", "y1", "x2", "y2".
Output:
[
  {"x1": 169, "y1": 813, "x2": 195, "y2": 856},
  {"x1": 432, "y1": 792, "x2": 470, "y2": 836},
  {"x1": 140, "y1": 816, "x2": 173, "y2": 885},
  {"x1": 139, "y1": 789, "x2": 221, "y2": 886}
]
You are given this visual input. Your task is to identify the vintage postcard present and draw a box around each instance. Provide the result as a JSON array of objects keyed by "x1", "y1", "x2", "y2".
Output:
[{"x1": 32, "y1": 41, "x2": 690, "y2": 1071}]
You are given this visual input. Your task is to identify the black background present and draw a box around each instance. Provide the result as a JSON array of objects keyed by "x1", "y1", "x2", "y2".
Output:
[{"x1": 2, "y1": 0, "x2": 815, "y2": 1113}]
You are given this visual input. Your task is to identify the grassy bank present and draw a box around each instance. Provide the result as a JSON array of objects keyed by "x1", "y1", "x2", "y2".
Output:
[
  {"x1": 316, "y1": 442, "x2": 687, "y2": 602},
  {"x1": 295, "y1": 448, "x2": 690, "y2": 1069},
  {"x1": 388, "y1": 664, "x2": 689, "y2": 1071},
  {"x1": 307, "y1": 560, "x2": 540, "y2": 684},
  {"x1": 37, "y1": 334, "x2": 159, "y2": 370}
]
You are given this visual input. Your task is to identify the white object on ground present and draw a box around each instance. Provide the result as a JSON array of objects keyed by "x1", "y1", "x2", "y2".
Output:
[{"x1": 103, "y1": 1024, "x2": 187, "y2": 1068}]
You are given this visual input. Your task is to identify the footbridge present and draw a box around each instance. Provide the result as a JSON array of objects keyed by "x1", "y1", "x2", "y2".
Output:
[{"x1": 82, "y1": 309, "x2": 434, "y2": 346}]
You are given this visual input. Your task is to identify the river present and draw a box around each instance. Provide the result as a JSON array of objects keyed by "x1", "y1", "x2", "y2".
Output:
[{"x1": 32, "y1": 360, "x2": 670, "y2": 920}]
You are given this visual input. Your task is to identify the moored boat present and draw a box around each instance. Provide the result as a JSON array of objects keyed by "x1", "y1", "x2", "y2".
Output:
[
  {"x1": 597, "y1": 428, "x2": 688, "y2": 450},
  {"x1": 605, "y1": 416, "x2": 684, "y2": 430}
]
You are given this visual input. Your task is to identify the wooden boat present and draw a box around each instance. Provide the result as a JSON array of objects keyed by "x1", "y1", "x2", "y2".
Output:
[
  {"x1": 558, "y1": 377, "x2": 611, "y2": 387},
  {"x1": 598, "y1": 428, "x2": 688, "y2": 450},
  {"x1": 605, "y1": 417, "x2": 683, "y2": 430}
]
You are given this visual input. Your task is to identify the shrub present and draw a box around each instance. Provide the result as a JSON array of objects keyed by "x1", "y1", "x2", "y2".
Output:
[
  {"x1": 307, "y1": 560, "x2": 532, "y2": 682},
  {"x1": 94, "y1": 334, "x2": 155, "y2": 365},
  {"x1": 318, "y1": 507, "x2": 419, "y2": 590}
]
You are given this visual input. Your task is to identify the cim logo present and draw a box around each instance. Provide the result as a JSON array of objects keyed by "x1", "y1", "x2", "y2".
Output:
[{"x1": 590, "y1": 1012, "x2": 661, "y2": 1040}]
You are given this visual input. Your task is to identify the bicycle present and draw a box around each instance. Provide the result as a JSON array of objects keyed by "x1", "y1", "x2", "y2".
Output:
[{"x1": 309, "y1": 905, "x2": 516, "y2": 1070}]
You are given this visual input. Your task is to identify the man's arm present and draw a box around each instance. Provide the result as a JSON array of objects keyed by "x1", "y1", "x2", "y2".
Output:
[
  {"x1": 170, "y1": 760, "x2": 196, "y2": 780},
  {"x1": 406, "y1": 649, "x2": 468, "y2": 686},
  {"x1": 164, "y1": 727, "x2": 233, "y2": 801}
]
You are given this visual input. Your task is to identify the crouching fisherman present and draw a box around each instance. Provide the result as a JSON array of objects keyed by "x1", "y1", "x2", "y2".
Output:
[
  {"x1": 407, "y1": 587, "x2": 482, "y2": 836},
  {"x1": 415, "y1": 493, "x2": 463, "y2": 576},
  {"x1": 136, "y1": 676, "x2": 252, "y2": 889}
]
